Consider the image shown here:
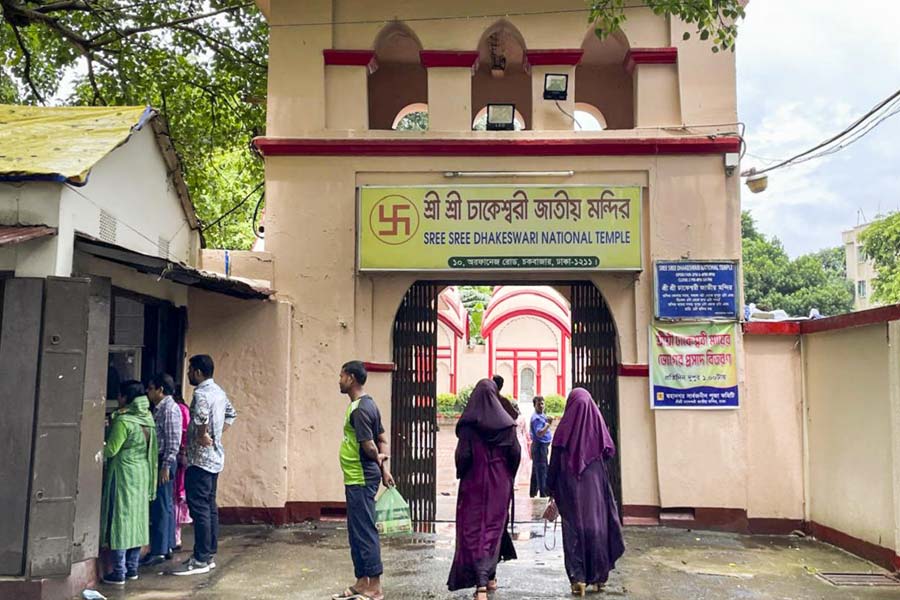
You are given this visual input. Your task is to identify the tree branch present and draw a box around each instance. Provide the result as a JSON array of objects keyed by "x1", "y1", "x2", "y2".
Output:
[
  {"x1": 8, "y1": 21, "x2": 45, "y2": 102},
  {"x1": 89, "y1": 3, "x2": 253, "y2": 46},
  {"x1": 171, "y1": 23, "x2": 267, "y2": 70}
]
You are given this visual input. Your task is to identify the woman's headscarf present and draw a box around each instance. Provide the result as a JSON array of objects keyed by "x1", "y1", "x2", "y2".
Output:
[
  {"x1": 117, "y1": 395, "x2": 159, "y2": 500},
  {"x1": 551, "y1": 388, "x2": 615, "y2": 477},
  {"x1": 456, "y1": 378, "x2": 517, "y2": 444}
]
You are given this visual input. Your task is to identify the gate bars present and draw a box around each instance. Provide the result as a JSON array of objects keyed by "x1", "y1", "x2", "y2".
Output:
[{"x1": 390, "y1": 282, "x2": 439, "y2": 523}]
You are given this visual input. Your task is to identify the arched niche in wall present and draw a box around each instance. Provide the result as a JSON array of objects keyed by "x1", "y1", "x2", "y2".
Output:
[
  {"x1": 369, "y1": 22, "x2": 428, "y2": 130},
  {"x1": 471, "y1": 20, "x2": 532, "y2": 130},
  {"x1": 575, "y1": 29, "x2": 633, "y2": 129},
  {"x1": 574, "y1": 102, "x2": 607, "y2": 131},
  {"x1": 392, "y1": 102, "x2": 429, "y2": 130}
]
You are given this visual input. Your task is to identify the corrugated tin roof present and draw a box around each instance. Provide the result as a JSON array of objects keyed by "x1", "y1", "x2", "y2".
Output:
[
  {"x1": 0, "y1": 224, "x2": 57, "y2": 247},
  {"x1": 0, "y1": 104, "x2": 151, "y2": 184},
  {"x1": 76, "y1": 236, "x2": 272, "y2": 300}
]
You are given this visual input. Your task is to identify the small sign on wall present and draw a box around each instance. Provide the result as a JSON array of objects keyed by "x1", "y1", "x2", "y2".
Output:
[
  {"x1": 655, "y1": 260, "x2": 739, "y2": 320},
  {"x1": 650, "y1": 322, "x2": 739, "y2": 409}
]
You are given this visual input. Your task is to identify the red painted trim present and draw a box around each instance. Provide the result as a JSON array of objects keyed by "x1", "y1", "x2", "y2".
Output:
[
  {"x1": 624, "y1": 47, "x2": 678, "y2": 74},
  {"x1": 743, "y1": 304, "x2": 900, "y2": 336},
  {"x1": 526, "y1": 49, "x2": 584, "y2": 66},
  {"x1": 452, "y1": 337, "x2": 459, "y2": 394},
  {"x1": 253, "y1": 136, "x2": 742, "y2": 157},
  {"x1": 419, "y1": 50, "x2": 479, "y2": 68},
  {"x1": 748, "y1": 518, "x2": 804, "y2": 536},
  {"x1": 481, "y1": 307, "x2": 571, "y2": 338},
  {"x1": 742, "y1": 321, "x2": 801, "y2": 336},
  {"x1": 438, "y1": 311, "x2": 465, "y2": 338},
  {"x1": 323, "y1": 49, "x2": 375, "y2": 66},
  {"x1": 623, "y1": 504, "x2": 661, "y2": 519},
  {"x1": 483, "y1": 288, "x2": 570, "y2": 323},
  {"x1": 363, "y1": 361, "x2": 395, "y2": 372},
  {"x1": 801, "y1": 303, "x2": 900, "y2": 334},
  {"x1": 618, "y1": 364, "x2": 649, "y2": 377},
  {"x1": 560, "y1": 333, "x2": 567, "y2": 395},
  {"x1": 487, "y1": 335, "x2": 494, "y2": 378},
  {"x1": 809, "y1": 521, "x2": 900, "y2": 571}
]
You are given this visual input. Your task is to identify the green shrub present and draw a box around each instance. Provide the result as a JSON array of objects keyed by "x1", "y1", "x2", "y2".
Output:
[
  {"x1": 542, "y1": 394, "x2": 566, "y2": 417},
  {"x1": 437, "y1": 393, "x2": 458, "y2": 415},
  {"x1": 455, "y1": 385, "x2": 474, "y2": 412}
]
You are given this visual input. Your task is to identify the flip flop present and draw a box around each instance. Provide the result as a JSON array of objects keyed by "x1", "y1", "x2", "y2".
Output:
[{"x1": 331, "y1": 588, "x2": 362, "y2": 600}]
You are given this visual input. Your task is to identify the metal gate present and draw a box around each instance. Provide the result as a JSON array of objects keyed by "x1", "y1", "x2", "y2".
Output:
[
  {"x1": 570, "y1": 282, "x2": 622, "y2": 510},
  {"x1": 391, "y1": 282, "x2": 438, "y2": 523}
]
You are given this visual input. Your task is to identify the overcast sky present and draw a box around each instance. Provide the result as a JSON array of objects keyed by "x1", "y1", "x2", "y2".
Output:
[{"x1": 737, "y1": 0, "x2": 900, "y2": 256}]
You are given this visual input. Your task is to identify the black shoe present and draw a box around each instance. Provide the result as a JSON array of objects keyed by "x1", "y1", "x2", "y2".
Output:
[
  {"x1": 101, "y1": 573, "x2": 125, "y2": 586},
  {"x1": 140, "y1": 554, "x2": 167, "y2": 568},
  {"x1": 126, "y1": 570, "x2": 139, "y2": 581}
]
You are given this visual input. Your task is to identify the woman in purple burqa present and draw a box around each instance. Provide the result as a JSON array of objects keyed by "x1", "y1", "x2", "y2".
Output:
[
  {"x1": 448, "y1": 378, "x2": 521, "y2": 599},
  {"x1": 547, "y1": 387, "x2": 625, "y2": 596}
]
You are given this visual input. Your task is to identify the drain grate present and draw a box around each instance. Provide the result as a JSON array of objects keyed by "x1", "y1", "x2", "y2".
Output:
[{"x1": 817, "y1": 572, "x2": 900, "y2": 587}]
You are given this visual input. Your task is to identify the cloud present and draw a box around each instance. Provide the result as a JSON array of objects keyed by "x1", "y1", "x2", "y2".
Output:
[{"x1": 737, "y1": 0, "x2": 900, "y2": 256}]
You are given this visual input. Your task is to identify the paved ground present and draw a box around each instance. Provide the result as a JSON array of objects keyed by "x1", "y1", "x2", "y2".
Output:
[{"x1": 85, "y1": 521, "x2": 900, "y2": 600}]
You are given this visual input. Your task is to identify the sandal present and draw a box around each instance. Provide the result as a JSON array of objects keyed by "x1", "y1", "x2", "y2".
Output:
[
  {"x1": 571, "y1": 582, "x2": 586, "y2": 596},
  {"x1": 588, "y1": 583, "x2": 605, "y2": 593},
  {"x1": 332, "y1": 588, "x2": 362, "y2": 599},
  {"x1": 475, "y1": 587, "x2": 488, "y2": 600}
]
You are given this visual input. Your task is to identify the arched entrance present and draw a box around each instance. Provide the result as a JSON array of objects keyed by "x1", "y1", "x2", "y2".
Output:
[{"x1": 391, "y1": 281, "x2": 620, "y2": 523}]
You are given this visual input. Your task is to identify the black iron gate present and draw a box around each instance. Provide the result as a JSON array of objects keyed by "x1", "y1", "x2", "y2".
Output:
[
  {"x1": 570, "y1": 282, "x2": 622, "y2": 510},
  {"x1": 391, "y1": 282, "x2": 438, "y2": 523}
]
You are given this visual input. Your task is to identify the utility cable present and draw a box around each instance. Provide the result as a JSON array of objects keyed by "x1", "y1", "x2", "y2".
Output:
[
  {"x1": 749, "y1": 87, "x2": 900, "y2": 175},
  {"x1": 201, "y1": 180, "x2": 265, "y2": 232}
]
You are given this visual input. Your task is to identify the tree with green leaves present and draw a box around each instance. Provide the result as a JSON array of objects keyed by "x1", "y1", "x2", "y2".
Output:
[
  {"x1": 742, "y1": 211, "x2": 854, "y2": 317},
  {"x1": 0, "y1": 1, "x2": 267, "y2": 249},
  {"x1": 859, "y1": 213, "x2": 900, "y2": 304},
  {"x1": 0, "y1": 1, "x2": 742, "y2": 249},
  {"x1": 590, "y1": 0, "x2": 745, "y2": 53},
  {"x1": 457, "y1": 285, "x2": 493, "y2": 343}
]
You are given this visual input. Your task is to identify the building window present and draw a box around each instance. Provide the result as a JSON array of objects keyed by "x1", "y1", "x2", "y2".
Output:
[{"x1": 857, "y1": 280, "x2": 867, "y2": 298}]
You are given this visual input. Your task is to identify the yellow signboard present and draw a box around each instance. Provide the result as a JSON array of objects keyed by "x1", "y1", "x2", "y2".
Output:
[{"x1": 358, "y1": 185, "x2": 642, "y2": 271}]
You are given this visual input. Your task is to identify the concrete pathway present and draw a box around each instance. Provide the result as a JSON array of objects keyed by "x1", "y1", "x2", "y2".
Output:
[{"x1": 87, "y1": 523, "x2": 900, "y2": 599}]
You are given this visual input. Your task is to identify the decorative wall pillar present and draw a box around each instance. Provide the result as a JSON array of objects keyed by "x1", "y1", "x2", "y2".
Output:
[
  {"x1": 323, "y1": 50, "x2": 375, "y2": 131},
  {"x1": 420, "y1": 51, "x2": 479, "y2": 131},
  {"x1": 527, "y1": 50, "x2": 583, "y2": 131},
  {"x1": 626, "y1": 47, "x2": 682, "y2": 127}
]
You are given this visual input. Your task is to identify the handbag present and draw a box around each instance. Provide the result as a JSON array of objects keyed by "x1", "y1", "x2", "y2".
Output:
[{"x1": 542, "y1": 498, "x2": 559, "y2": 550}]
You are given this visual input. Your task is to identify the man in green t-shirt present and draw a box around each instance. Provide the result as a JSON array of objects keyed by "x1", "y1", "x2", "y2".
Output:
[{"x1": 334, "y1": 361, "x2": 394, "y2": 600}]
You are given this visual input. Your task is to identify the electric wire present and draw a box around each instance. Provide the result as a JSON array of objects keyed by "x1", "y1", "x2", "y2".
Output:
[{"x1": 201, "y1": 180, "x2": 265, "y2": 232}]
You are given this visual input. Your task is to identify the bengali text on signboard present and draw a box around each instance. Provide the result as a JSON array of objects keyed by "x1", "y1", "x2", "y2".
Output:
[
  {"x1": 655, "y1": 261, "x2": 739, "y2": 320},
  {"x1": 650, "y1": 322, "x2": 739, "y2": 409},
  {"x1": 357, "y1": 185, "x2": 642, "y2": 271}
]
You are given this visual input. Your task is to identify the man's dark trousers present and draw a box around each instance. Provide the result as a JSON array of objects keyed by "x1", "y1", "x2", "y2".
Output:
[
  {"x1": 530, "y1": 441, "x2": 550, "y2": 498},
  {"x1": 186, "y1": 465, "x2": 219, "y2": 563},
  {"x1": 149, "y1": 464, "x2": 176, "y2": 556},
  {"x1": 345, "y1": 478, "x2": 383, "y2": 578}
]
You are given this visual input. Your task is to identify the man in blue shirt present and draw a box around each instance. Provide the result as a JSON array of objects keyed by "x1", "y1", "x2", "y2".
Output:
[{"x1": 529, "y1": 395, "x2": 553, "y2": 498}]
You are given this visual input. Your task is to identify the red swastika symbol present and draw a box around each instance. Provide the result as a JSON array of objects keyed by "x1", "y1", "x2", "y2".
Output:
[{"x1": 378, "y1": 203, "x2": 412, "y2": 237}]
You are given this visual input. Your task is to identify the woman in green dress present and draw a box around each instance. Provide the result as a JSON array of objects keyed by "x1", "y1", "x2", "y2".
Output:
[{"x1": 101, "y1": 380, "x2": 157, "y2": 585}]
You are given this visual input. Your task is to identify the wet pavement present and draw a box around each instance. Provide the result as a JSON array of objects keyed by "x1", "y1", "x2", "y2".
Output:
[{"x1": 86, "y1": 520, "x2": 900, "y2": 599}]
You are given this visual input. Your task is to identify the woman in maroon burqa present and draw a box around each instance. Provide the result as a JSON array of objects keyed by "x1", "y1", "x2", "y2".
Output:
[
  {"x1": 448, "y1": 378, "x2": 521, "y2": 599},
  {"x1": 547, "y1": 388, "x2": 625, "y2": 596}
]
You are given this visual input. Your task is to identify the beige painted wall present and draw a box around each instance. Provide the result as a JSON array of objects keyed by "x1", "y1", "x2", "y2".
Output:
[
  {"x1": 184, "y1": 289, "x2": 293, "y2": 508},
  {"x1": 267, "y1": 1, "x2": 736, "y2": 136},
  {"x1": 260, "y1": 153, "x2": 738, "y2": 505},
  {"x1": 805, "y1": 324, "x2": 897, "y2": 551},
  {"x1": 744, "y1": 335, "x2": 804, "y2": 519},
  {"x1": 249, "y1": 0, "x2": 750, "y2": 515}
]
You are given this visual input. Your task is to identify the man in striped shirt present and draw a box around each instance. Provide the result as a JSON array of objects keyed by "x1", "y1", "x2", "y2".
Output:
[{"x1": 142, "y1": 373, "x2": 181, "y2": 567}]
